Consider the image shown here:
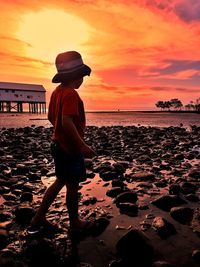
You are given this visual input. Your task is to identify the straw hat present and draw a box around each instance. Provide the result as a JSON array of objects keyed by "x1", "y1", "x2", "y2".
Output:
[{"x1": 52, "y1": 51, "x2": 91, "y2": 83}]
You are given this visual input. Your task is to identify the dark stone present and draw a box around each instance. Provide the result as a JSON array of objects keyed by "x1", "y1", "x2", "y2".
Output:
[
  {"x1": 106, "y1": 187, "x2": 124, "y2": 198},
  {"x1": 29, "y1": 173, "x2": 41, "y2": 181},
  {"x1": 174, "y1": 154, "x2": 184, "y2": 160},
  {"x1": 154, "y1": 181, "x2": 167, "y2": 188},
  {"x1": 86, "y1": 170, "x2": 95, "y2": 178},
  {"x1": 169, "y1": 184, "x2": 181, "y2": 195},
  {"x1": 152, "y1": 217, "x2": 177, "y2": 239},
  {"x1": 115, "y1": 191, "x2": 138, "y2": 207},
  {"x1": 100, "y1": 171, "x2": 118, "y2": 181},
  {"x1": 0, "y1": 212, "x2": 12, "y2": 222},
  {"x1": 188, "y1": 169, "x2": 200, "y2": 179},
  {"x1": 91, "y1": 217, "x2": 110, "y2": 237},
  {"x1": 20, "y1": 192, "x2": 33, "y2": 202},
  {"x1": 22, "y1": 238, "x2": 60, "y2": 266},
  {"x1": 185, "y1": 194, "x2": 199, "y2": 202},
  {"x1": 112, "y1": 162, "x2": 126, "y2": 174},
  {"x1": 131, "y1": 172, "x2": 155, "y2": 181},
  {"x1": 170, "y1": 207, "x2": 194, "y2": 225},
  {"x1": 112, "y1": 179, "x2": 125, "y2": 188},
  {"x1": 14, "y1": 204, "x2": 35, "y2": 225},
  {"x1": 108, "y1": 259, "x2": 124, "y2": 267},
  {"x1": 192, "y1": 249, "x2": 200, "y2": 263},
  {"x1": 152, "y1": 261, "x2": 175, "y2": 267},
  {"x1": 181, "y1": 182, "x2": 197, "y2": 194},
  {"x1": 0, "y1": 255, "x2": 28, "y2": 267},
  {"x1": 151, "y1": 195, "x2": 187, "y2": 212},
  {"x1": 0, "y1": 229, "x2": 8, "y2": 250},
  {"x1": 118, "y1": 203, "x2": 138, "y2": 216},
  {"x1": 116, "y1": 229, "x2": 154, "y2": 264},
  {"x1": 2, "y1": 194, "x2": 17, "y2": 201}
]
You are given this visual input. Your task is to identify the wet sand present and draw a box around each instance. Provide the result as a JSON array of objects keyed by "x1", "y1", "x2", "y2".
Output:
[{"x1": 0, "y1": 125, "x2": 200, "y2": 267}]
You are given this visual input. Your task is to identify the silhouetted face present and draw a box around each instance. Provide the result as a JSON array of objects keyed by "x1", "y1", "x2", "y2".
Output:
[{"x1": 74, "y1": 77, "x2": 83, "y2": 89}]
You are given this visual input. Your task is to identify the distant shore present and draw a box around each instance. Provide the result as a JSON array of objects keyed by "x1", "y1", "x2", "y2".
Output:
[
  {"x1": 85, "y1": 110, "x2": 200, "y2": 114},
  {"x1": 0, "y1": 110, "x2": 199, "y2": 114}
]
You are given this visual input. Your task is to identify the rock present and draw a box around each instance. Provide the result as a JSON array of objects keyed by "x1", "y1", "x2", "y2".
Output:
[
  {"x1": 152, "y1": 261, "x2": 175, "y2": 267},
  {"x1": 20, "y1": 192, "x2": 33, "y2": 202},
  {"x1": 191, "y1": 208, "x2": 200, "y2": 237},
  {"x1": 91, "y1": 217, "x2": 110, "y2": 237},
  {"x1": 0, "y1": 212, "x2": 12, "y2": 222},
  {"x1": 22, "y1": 238, "x2": 60, "y2": 266},
  {"x1": 118, "y1": 203, "x2": 138, "y2": 216},
  {"x1": 181, "y1": 182, "x2": 197, "y2": 194},
  {"x1": 116, "y1": 229, "x2": 154, "y2": 264},
  {"x1": 151, "y1": 195, "x2": 187, "y2": 212},
  {"x1": 13, "y1": 164, "x2": 29, "y2": 175},
  {"x1": 174, "y1": 153, "x2": 184, "y2": 160},
  {"x1": 185, "y1": 194, "x2": 199, "y2": 202},
  {"x1": 131, "y1": 172, "x2": 155, "y2": 181},
  {"x1": 106, "y1": 187, "x2": 124, "y2": 198},
  {"x1": 152, "y1": 217, "x2": 176, "y2": 239},
  {"x1": 0, "y1": 229, "x2": 9, "y2": 250},
  {"x1": 112, "y1": 162, "x2": 126, "y2": 174},
  {"x1": 108, "y1": 259, "x2": 124, "y2": 267},
  {"x1": 14, "y1": 204, "x2": 35, "y2": 225},
  {"x1": 29, "y1": 173, "x2": 40, "y2": 181},
  {"x1": 86, "y1": 170, "x2": 95, "y2": 178},
  {"x1": 2, "y1": 194, "x2": 17, "y2": 201},
  {"x1": 192, "y1": 249, "x2": 200, "y2": 263},
  {"x1": 112, "y1": 179, "x2": 125, "y2": 188},
  {"x1": 84, "y1": 159, "x2": 94, "y2": 169},
  {"x1": 188, "y1": 168, "x2": 200, "y2": 179},
  {"x1": 82, "y1": 196, "x2": 97, "y2": 205},
  {"x1": 136, "y1": 182, "x2": 153, "y2": 189},
  {"x1": 100, "y1": 171, "x2": 118, "y2": 181},
  {"x1": 115, "y1": 191, "x2": 137, "y2": 207},
  {"x1": 169, "y1": 184, "x2": 181, "y2": 195},
  {"x1": 170, "y1": 207, "x2": 194, "y2": 224},
  {"x1": 0, "y1": 220, "x2": 12, "y2": 230},
  {"x1": 154, "y1": 181, "x2": 167, "y2": 188}
]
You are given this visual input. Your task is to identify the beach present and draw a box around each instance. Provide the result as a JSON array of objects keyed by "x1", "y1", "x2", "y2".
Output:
[{"x1": 0, "y1": 125, "x2": 200, "y2": 267}]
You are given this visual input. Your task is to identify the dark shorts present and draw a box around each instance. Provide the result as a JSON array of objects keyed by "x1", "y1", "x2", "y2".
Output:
[{"x1": 50, "y1": 141, "x2": 86, "y2": 184}]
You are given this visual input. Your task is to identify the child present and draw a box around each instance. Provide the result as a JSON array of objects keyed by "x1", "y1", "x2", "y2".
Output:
[{"x1": 28, "y1": 51, "x2": 96, "y2": 233}]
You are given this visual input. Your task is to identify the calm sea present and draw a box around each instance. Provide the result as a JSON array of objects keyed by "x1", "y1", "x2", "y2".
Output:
[{"x1": 0, "y1": 111, "x2": 199, "y2": 129}]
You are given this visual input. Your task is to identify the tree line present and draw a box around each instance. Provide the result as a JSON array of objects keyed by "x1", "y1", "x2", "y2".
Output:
[{"x1": 155, "y1": 98, "x2": 200, "y2": 112}]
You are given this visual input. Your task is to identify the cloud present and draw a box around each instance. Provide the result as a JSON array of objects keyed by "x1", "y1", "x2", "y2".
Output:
[
  {"x1": 175, "y1": 87, "x2": 200, "y2": 93},
  {"x1": 143, "y1": 59, "x2": 200, "y2": 80},
  {"x1": 142, "y1": 0, "x2": 200, "y2": 22},
  {"x1": 174, "y1": 0, "x2": 200, "y2": 22}
]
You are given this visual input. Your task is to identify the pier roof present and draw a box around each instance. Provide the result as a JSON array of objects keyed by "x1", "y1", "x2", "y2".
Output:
[{"x1": 0, "y1": 82, "x2": 46, "y2": 92}]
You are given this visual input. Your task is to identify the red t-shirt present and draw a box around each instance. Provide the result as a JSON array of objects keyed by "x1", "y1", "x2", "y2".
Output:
[{"x1": 48, "y1": 85, "x2": 86, "y2": 153}]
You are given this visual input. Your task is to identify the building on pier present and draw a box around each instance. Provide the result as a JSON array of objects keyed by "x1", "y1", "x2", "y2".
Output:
[{"x1": 0, "y1": 81, "x2": 46, "y2": 113}]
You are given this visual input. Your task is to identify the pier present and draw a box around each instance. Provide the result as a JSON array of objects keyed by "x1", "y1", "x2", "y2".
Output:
[{"x1": 0, "y1": 82, "x2": 46, "y2": 113}]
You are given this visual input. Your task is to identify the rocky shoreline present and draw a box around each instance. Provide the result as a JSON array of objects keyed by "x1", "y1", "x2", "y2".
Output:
[{"x1": 0, "y1": 125, "x2": 200, "y2": 267}]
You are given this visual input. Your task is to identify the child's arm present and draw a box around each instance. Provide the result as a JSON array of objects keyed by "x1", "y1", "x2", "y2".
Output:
[{"x1": 62, "y1": 115, "x2": 96, "y2": 158}]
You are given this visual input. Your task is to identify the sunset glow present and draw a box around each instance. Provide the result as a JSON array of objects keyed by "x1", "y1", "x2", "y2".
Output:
[
  {"x1": 0, "y1": 0, "x2": 200, "y2": 110},
  {"x1": 16, "y1": 10, "x2": 92, "y2": 62}
]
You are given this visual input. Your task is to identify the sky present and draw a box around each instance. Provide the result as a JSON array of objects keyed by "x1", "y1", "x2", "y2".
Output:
[{"x1": 0, "y1": 0, "x2": 200, "y2": 111}]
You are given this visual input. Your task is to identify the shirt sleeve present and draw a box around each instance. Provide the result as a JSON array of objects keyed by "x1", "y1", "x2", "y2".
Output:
[{"x1": 62, "y1": 91, "x2": 79, "y2": 116}]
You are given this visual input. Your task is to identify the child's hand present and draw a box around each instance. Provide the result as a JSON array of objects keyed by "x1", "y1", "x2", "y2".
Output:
[{"x1": 81, "y1": 144, "x2": 97, "y2": 158}]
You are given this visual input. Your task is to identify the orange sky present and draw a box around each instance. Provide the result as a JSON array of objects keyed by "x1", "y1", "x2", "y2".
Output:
[{"x1": 0, "y1": 0, "x2": 200, "y2": 110}]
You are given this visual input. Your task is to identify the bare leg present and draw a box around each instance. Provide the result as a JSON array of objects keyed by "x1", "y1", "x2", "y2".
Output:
[
  {"x1": 66, "y1": 182, "x2": 80, "y2": 228},
  {"x1": 31, "y1": 178, "x2": 65, "y2": 226}
]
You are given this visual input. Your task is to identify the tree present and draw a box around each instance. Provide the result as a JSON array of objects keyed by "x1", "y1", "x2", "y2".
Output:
[
  {"x1": 163, "y1": 101, "x2": 172, "y2": 111},
  {"x1": 170, "y1": 98, "x2": 183, "y2": 111},
  {"x1": 155, "y1": 101, "x2": 165, "y2": 110}
]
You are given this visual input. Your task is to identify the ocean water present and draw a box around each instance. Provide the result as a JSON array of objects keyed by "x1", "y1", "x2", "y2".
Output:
[{"x1": 0, "y1": 111, "x2": 199, "y2": 129}]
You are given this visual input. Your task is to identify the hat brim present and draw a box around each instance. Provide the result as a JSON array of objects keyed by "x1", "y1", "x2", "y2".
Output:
[{"x1": 52, "y1": 64, "x2": 91, "y2": 83}]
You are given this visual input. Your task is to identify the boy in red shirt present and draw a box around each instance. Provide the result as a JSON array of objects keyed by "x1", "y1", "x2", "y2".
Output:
[{"x1": 29, "y1": 51, "x2": 96, "y2": 233}]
